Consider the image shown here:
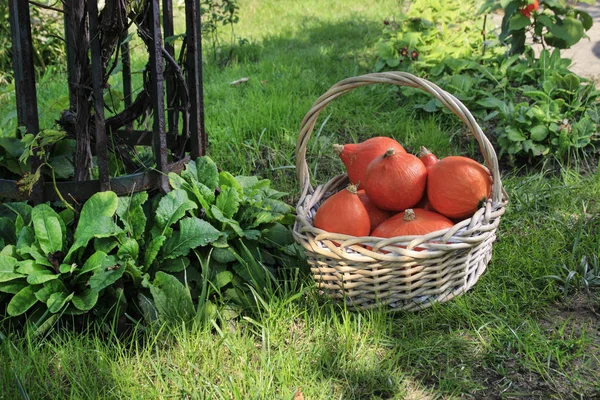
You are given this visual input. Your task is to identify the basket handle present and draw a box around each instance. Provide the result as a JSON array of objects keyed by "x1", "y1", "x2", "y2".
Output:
[{"x1": 295, "y1": 71, "x2": 504, "y2": 204}]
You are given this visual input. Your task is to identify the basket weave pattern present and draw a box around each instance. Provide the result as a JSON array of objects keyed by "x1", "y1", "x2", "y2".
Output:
[{"x1": 293, "y1": 72, "x2": 508, "y2": 311}]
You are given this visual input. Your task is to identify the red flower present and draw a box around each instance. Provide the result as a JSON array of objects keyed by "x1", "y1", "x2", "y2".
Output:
[{"x1": 520, "y1": 0, "x2": 539, "y2": 18}]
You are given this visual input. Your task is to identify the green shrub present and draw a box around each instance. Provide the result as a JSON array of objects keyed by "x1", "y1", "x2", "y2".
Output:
[
  {"x1": 374, "y1": 0, "x2": 600, "y2": 164},
  {"x1": 0, "y1": 156, "x2": 304, "y2": 332}
]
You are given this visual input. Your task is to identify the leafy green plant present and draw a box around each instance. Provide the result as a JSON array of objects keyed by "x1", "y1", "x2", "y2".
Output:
[
  {"x1": 546, "y1": 255, "x2": 600, "y2": 299},
  {"x1": 0, "y1": 192, "x2": 130, "y2": 321},
  {"x1": 479, "y1": 0, "x2": 595, "y2": 55},
  {"x1": 375, "y1": 0, "x2": 489, "y2": 72},
  {"x1": 0, "y1": 156, "x2": 302, "y2": 330},
  {"x1": 145, "y1": 156, "x2": 300, "y2": 323},
  {"x1": 375, "y1": 0, "x2": 600, "y2": 164}
]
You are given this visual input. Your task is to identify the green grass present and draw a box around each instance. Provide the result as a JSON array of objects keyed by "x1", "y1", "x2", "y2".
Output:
[{"x1": 2, "y1": 0, "x2": 600, "y2": 398}]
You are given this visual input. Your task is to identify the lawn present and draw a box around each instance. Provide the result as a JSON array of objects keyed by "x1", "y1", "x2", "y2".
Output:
[{"x1": 1, "y1": 0, "x2": 600, "y2": 398}]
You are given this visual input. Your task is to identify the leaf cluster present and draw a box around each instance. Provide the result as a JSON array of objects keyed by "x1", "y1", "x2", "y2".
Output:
[
  {"x1": 0, "y1": 156, "x2": 302, "y2": 331},
  {"x1": 374, "y1": 0, "x2": 600, "y2": 164}
]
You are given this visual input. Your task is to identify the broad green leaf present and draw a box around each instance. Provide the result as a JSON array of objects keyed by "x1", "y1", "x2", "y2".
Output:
[
  {"x1": 162, "y1": 217, "x2": 222, "y2": 260},
  {"x1": 58, "y1": 209, "x2": 74, "y2": 227},
  {"x1": 0, "y1": 272, "x2": 25, "y2": 282},
  {"x1": 32, "y1": 204, "x2": 64, "y2": 255},
  {"x1": 49, "y1": 155, "x2": 74, "y2": 179},
  {"x1": 576, "y1": 10, "x2": 593, "y2": 31},
  {"x1": 27, "y1": 272, "x2": 59, "y2": 285},
  {"x1": 117, "y1": 192, "x2": 148, "y2": 239},
  {"x1": 0, "y1": 254, "x2": 17, "y2": 272},
  {"x1": 78, "y1": 251, "x2": 108, "y2": 276},
  {"x1": 7, "y1": 285, "x2": 38, "y2": 316},
  {"x1": 88, "y1": 263, "x2": 126, "y2": 292},
  {"x1": 0, "y1": 217, "x2": 16, "y2": 245},
  {"x1": 17, "y1": 242, "x2": 52, "y2": 267},
  {"x1": 16, "y1": 260, "x2": 52, "y2": 275},
  {"x1": 211, "y1": 206, "x2": 244, "y2": 236},
  {"x1": 144, "y1": 235, "x2": 166, "y2": 268},
  {"x1": 249, "y1": 210, "x2": 282, "y2": 228},
  {"x1": 148, "y1": 271, "x2": 195, "y2": 324},
  {"x1": 261, "y1": 223, "x2": 295, "y2": 247},
  {"x1": 59, "y1": 263, "x2": 76, "y2": 274},
  {"x1": 168, "y1": 172, "x2": 187, "y2": 189},
  {"x1": 94, "y1": 237, "x2": 119, "y2": 254},
  {"x1": 211, "y1": 248, "x2": 237, "y2": 264},
  {"x1": 219, "y1": 171, "x2": 243, "y2": 194},
  {"x1": 72, "y1": 289, "x2": 99, "y2": 311},
  {"x1": 16, "y1": 225, "x2": 35, "y2": 250},
  {"x1": 117, "y1": 238, "x2": 139, "y2": 260},
  {"x1": 89, "y1": 256, "x2": 125, "y2": 292},
  {"x1": 543, "y1": 16, "x2": 585, "y2": 48},
  {"x1": 155, "y1": 189, "x2": 197, "y2": 230},
  {"x1": 243, "y1": 230, "x2": 261, "y2": 240},
  {"x1": 35, "y1": 280, "x2": 68, "y2": 303},
  {"x1": 1, "y1": 202, "x2": 32, "y2": 226},
  {"x1": 0, "y1": 281, "x2": 27, "y2": 294},
  {"x1": 160, "y1": 256, "x2": 190, "y2": 273},
  {"x1": 47, "y1": 292, "x2": 74, "y2": 313},
  {"x1": 0, "y1": 245, "x2": 17, "y2": 257},
  {"x1": 216, "y1": 186, "x2": 240, "y2": 219},
  {"x1": 191, "y1": 182, "x2": 216, "y2": 208},
  {"x1": 476, "y1": 97, "x2": 508, "y2": 113},
  {"x1": 194, "y1": 156, "x2": 219, "y2": 190},
  {"x1": 67, "y1": 192, "x2": 122, "y2": 260},
  {"x1": 506, "y1": 127, "x2": 527, "y2": 142},
  {"x1": 530, "y1": 125, "x2": 549, "y2": 141},
  {"x1": 508, "y1": 13, "x2": 531, "y2": 31},
  {"x1": 213, "y1": 270, "x2": 233, "y2": 290}
]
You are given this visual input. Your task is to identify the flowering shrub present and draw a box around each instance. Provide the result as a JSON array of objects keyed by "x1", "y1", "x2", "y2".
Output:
[{"x1": 479, "y1": 0, "x2": 595, "y2": 55}]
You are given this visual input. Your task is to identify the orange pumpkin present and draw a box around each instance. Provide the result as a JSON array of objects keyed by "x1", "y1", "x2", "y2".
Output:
[
  {"x1": 334, "y1": 137, "x2": 405, "y2": 188},
  {"x1": 419, "y1": 146, "x2": 439, "y2": 168},
  {"x1": 363, "y1": 148, "x2": 427, "y2": 211},
  {"x1": 427, "y1": 156, "x2": 492, "y2": 220},
  {"x1": 372, "y1": 208, "x2": 454, "y2": 238},
  {"x1": 313, "y1": 184, "x2": 370, "y2": 237},
  {"x1": 357, "y1": 190, "x2": 395, "y2": 232}
]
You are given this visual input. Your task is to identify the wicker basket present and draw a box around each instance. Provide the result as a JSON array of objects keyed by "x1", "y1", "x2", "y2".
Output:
[{"x1": 293, "y1": 72, "x2": 508, "y2": 311}]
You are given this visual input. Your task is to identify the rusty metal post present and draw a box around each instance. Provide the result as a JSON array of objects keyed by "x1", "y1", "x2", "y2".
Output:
[
  {"x1": 185, "y1": 0, "x2": 207, "y2": 158},
  {"x1": 163, "y1": 0, "x2": 178, "y2": 136},
  {"x1": 8, "y1": 0, "x2": 43, "y2": 203},
  {"x1": 88, "y1": 0, "x2": 111, "y2": 191},
  {"x1": 121, "y1": 30, "x2": 133, "y2": 131},
  {"x1": 148, "y1": 0, "x2": 170, "y2": 193}
]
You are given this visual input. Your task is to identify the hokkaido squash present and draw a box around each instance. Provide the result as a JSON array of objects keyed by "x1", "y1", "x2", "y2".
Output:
[
  {"x1": 427, "y1": 156, "x2": 492, "y2": 220},
  {"x1": 357, "y1": 190, "x2": 395, "y2": 232},
  {"x1": 416, "y1": 146, "x2": 438, "y2": 210},
  {"x1": 372, "y1": 208, "x2": 454, "y2": 238},
  {"x1": 363, "y1": 148, "x2": 427, "y2": 211},
  {"x1": 419, "y1": 146, "x2": 438, "y2": 168},
  {"x1": 313, "y1": 184, "x2": 370, "y2": 237},
  {"x1": 334, "y1": 137, "x2": 405, "y2": 188}
]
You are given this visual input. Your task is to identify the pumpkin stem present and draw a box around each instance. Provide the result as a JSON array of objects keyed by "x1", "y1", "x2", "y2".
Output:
[
  {"x1": 404, "y1": 209, "x2": 417, "y2": 221},
  {"x1": 384, "y1": 148, "x2": 396, "y2": 158},
  {"x1": 333, "y1": 144, "x2": 344, "y2": 155},
  {"x1": 345, "y1": 184, "x2": 359, "y2": 195},
  {"x1": 419, "y1": 146, "x2": 432, "y2": 157}
]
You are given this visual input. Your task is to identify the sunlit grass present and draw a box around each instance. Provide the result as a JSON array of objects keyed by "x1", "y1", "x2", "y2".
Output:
[{"x1": 2, "y1": 0, "x2": 600, "y2": 398}]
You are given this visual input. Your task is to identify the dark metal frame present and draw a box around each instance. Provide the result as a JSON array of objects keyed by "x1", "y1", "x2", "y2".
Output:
[{"x1": 2, "y1": 0, "x2": 206, "y2": 202}]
